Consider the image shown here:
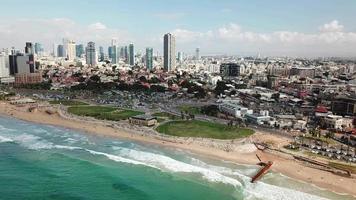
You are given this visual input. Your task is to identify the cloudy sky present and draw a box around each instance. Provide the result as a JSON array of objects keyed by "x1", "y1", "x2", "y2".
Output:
[{"x1": 0, "y1": 0, "x2": 355, "y2": 57}]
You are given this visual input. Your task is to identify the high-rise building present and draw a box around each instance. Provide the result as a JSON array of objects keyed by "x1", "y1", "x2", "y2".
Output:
[
  {"x1": 85, "y1": 42, "x2": 97, "y2": 66},
  {"x1": 0, "y1": 52, "x2": 10, "y2": 78},
  {"x1": 25, "y1": 42, "x2": 33, "y2": 54},
  {"x1": 65, "y1": 40, "x2": 76, "y2": 61},
  {"x1": 57, "y1": 45, "x2": 65, "y2": 57},
  {"x1": 34, "y1": 43, "x2": 43, "y2": 55},
  {"x1": 111, "y1": 46, "x2": 118, "y2": 64},
  {"x1": 99, "y1": 46, "x2": 104, "y2": 61},
  {"x1": 220, "y1": 63, "x2": 240, "y2": 77},
  {"x1": 128, "y1": 44, "x2": 135, "y2": 66},
  {"x1": 76, "y1": 44, "x2": 84, "y2": 57},
  {"x1": 145, "y1": 48, "x2": 153, "y2": 70},
  {"x1": 195, "y1": 48, "x2": 200, "y2": 60},
  {"x1": 123, "y1": 46, "x2": 129, "y2": 64},
  {"x1": 163, "y1": 33, "x2": 176, "y2": 72},
  {"x1": 9, "y1": 54, "x2": 35, "y2": 75},
  {"x1": 111, "y1": 38, "x2": 117, "y2": 46},
  {"x1": 178, "y1": 52, "x2": 183, "y2": 64}
]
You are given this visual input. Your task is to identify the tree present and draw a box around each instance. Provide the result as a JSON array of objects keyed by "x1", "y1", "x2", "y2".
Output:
[
  {"x1": 89, "y1": 75, "x2": 100, "y2": 83},
  {"x1": 326, "y1": 131, "x2": 335, "y2": 139}
]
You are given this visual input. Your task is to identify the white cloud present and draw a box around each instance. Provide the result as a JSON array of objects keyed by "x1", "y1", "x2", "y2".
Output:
[
  {"x1": 319, "y1": 20, "x2": 344, "y2": 32},
  {"x1": 88, "y1": 22, "x2": 107, "y2": 30},
  {"x1": 168, "y1": 20, "x2": 356, "y2": 57},
  {"x1": 0, "y1": 18, "x2": 132, "y2": 50}
]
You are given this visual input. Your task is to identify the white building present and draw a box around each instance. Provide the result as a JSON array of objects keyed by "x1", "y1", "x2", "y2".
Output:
[
  {"x1": 65, "y1": 40, "x2": 76, "y2": 61},
  {"x1": 0, "y1": 53, "x2": 10, "y2": 78},
  {"x1": 322, "y1": 115, "x2": 353, "y2": 130},
  {"x1": 219, "y1": 102, "x2": 253, "y2": 118}
]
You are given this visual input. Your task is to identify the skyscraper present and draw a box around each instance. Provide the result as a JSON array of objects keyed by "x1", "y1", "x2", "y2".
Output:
[
  {"x1": 195, "y1": 48, "x2": 200, "y2": 60},
  {"x1": 34, "y1": 43, "x2": 43, "y2": 55},
  {"x1": 128, "y1": 44, "x2": 135, "y2": 66},
  {"x1": 76, "y1": 44, "x2": 84, "y2": 57},
  {"x1": 65, "y1": 40, "x2": 76, "y2": 61},
  {"x1": 163, "y1": 33, "x2": 176, "y2": 72},
  {"x1": 0, "y1": 52, "x2": 10, "y2": 78},
  {"x1": 25, "y1": 42, "x2": 33, "y2": 54},
  {"x1": 99, "y1": 46, "x2": 104, "y2": 61},
  {"x1": 86, "y1": 42, "x2": 97, "y2": 66},
  {"x1": 111, "y1": 46, "x2": 118, "y2": 64},
  {"x1": 178, "y1": 52, "x2": 183, "y2": 64},
  {"x1": 57, "y1": 45, "x2": 65, "y2": 57},
  {"x1": 145, "y1": 47, "x2": 153, "y2": 70}
]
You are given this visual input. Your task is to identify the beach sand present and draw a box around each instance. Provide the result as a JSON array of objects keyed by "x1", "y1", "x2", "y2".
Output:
[{"x1": 0, "y1": 101, "x2": 355, "y2": 197}]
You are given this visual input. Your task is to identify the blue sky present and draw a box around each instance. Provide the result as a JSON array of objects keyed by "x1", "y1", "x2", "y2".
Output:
[{"x1": 1, "y1": 0, "x2": 356, "y2": 56}]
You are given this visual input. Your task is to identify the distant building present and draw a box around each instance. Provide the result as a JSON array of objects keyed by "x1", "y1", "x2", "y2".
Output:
[
  {"x1": 177, "y1": 51, "x2": 183, "y2": 64},
  {"x1": 14, "y1": 73, "x2": 43, "y2": 85},
  {"x1": 195, "y1": 48, "x2": 200, "y2": 60},
  {"x1": 25, "y1": 42, "x2": 33, "y2": 54},
  {"x1": 57, "y1": 45, "x2": 65, "y2": 57},
  {"x1": 9, "y1": 54, "x2": 35, "y2": 75},
  {"x1": 65, "y1": 40, "x2": 76, "y2": 61},
  {"x1": 76, "y1": 44, "x2": 84, "y2": 57},
  {"x1": 331, "y1": 96, "x2": 356, "y2": 116},
  {"x1": 85, "y1": 42, "x2": 97, "y2": 66},
  {"x1": 163, "y1": 33, "x2": 176, "y2": 72},
  {"x1": 108, "y1": 45, "x2": 118, "y2": 64},
  {"x1": 145, "y1": 47, "x2": 153, "y2": 70},
  {"x1": 321, "y1": 115, "x2": 353, "y2": 130},
  {"x1": 220, "y1": 63, "x2": 240, "y2": 77},
  {"x1": 128, "y1": 43, "x2": 135, "y2": 66},
  {"x1": 99, "y1": 46, "x2": 104, "y2": 61},
  {"x1": 34, "y1": 43, "x2": 43, "y2": 55},
  {"x1": 0, "y1": 53, "x2": 10, "y2": 78},
  {"x1": 290, "y1": 66, "x2": 315, "y2": 78},
  {"x1": 267, "y1": 75, "x2": 279, "y2": 89},
  {"x1": 219, "y1": 102, "x2": 253, "y2": 118}
]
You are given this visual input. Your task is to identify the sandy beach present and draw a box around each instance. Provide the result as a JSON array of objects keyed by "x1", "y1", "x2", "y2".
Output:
[{"x1": 0, "y1": 101, "x2": 355, "y2": 197}]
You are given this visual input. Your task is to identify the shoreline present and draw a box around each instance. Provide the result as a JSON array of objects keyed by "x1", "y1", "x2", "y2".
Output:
[{"x1": 0, "y1": 102, "x2": 355, "y2": 197}]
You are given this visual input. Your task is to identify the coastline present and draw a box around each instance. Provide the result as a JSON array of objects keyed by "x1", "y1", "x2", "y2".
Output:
[{"x1": 0, "y1": 102, "x2": 355, "y2": 197}]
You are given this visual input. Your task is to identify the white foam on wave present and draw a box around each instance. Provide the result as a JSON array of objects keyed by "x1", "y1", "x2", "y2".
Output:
[
  {"x1": 85, "y1": 149, "x2": 157, "y2": 168},
  {"x1": 186, "y1": 158, "x2": 329, "y2": 200},
  {"x1": 0, "y1": 135, "x2": 14, "y2": 143},
  {"x1": 13, "y1": 133, "x2": 54, "y2": 150},
  {"x1": 113, "y1": 147, "x2": 242, "y2": 187}
]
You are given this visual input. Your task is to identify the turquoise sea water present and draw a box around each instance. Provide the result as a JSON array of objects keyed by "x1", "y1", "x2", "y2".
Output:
[{"x1": 0, "y1": 115, "x2": 355, "y2": 200}]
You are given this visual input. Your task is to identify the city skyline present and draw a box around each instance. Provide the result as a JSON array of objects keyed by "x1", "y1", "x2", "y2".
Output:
[{"x1": 0, "y1": 0, "x2": 356, "y2": 57}]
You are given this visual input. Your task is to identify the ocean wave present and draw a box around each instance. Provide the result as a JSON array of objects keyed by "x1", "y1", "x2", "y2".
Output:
[
  {"x1": 85, "y1": 149, "x2": 158, "y2": 168},
  {"x1": 0, "y1": 135, "x2": 14, "y2": 143},
  {"x1": 186, "y1": 157, "x2": 329, "y2": 200},
  {"x1": 113, "y1": 147, "x2": 243, "y2": 187}
]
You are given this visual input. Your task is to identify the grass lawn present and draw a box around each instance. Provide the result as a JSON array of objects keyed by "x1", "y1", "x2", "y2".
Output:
[
  {"x1": 329, "y1": 162, "x2": 356, "y2": 174},
  {"x1": 152, "y1": 112, "x2": 178, "y2": 120},
  {"x1": 178, "y1": 105, "x2": 201, "y2": 115},
  {"x1": 67, "y1": 106, "x2": 144, "y2": 121},
  {"x1": 156, "y1": 120, "x2": 254, "y2": 139},
  {"x1": 49, "y1": 100, "x2": 88, "y2": 106}
]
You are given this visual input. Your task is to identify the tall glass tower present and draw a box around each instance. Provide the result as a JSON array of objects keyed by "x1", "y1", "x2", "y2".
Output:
[
  {"x1": 146, "y1": 47, "x2": 153, "y2": 70},
  {"x1": 128, "y1": 44, "x2": 135, "y2": 66},
  {"x1": 163, "y1": 33, "x2": 176, "y2": 72}
]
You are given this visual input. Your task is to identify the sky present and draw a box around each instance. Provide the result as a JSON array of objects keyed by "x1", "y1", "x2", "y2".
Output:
[{"x1": 0, "y1": 0, "x2": 355, "y2": 57}]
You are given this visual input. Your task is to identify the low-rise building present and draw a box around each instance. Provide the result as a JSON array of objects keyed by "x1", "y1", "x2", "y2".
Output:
[
  {"x1": 321, "y1": 115, "x2": 353, "y2": 130},
  {"x1": 129, "y1": 115, "x2": 157, "y2": 127},
  {"x1": 218, "y1": 102, "x2": 252, "y2": 118}
]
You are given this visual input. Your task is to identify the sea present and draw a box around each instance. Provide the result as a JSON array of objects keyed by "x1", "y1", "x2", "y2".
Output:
[{"x1": 0, "y1": 115, "x2": 355, "y2": 200}]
